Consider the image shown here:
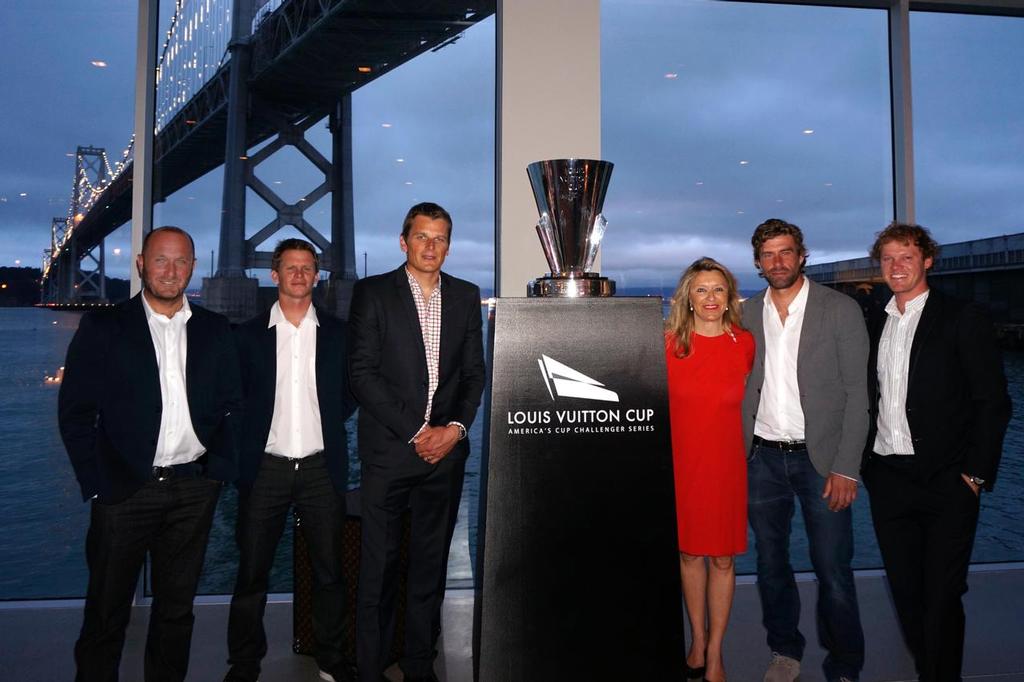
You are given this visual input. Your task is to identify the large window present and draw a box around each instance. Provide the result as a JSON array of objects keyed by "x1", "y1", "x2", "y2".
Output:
[
  {"x1": 601, "y1": 0, "x2": 893, "y2": 297},
  {"x1": 602, "y1": 0, "x2": 893, "y2": 572},
  {"x1": 0, "y1": 3, "x2": 137, "y2": 599},
  {"x1": 912, "y1": 11, "x2": 1024, "y2": 564}
]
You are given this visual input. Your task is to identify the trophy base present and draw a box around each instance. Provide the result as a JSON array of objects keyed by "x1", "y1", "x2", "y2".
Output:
[{"x1": 527, "y1": 274, "x2": 616, "y2": 298}]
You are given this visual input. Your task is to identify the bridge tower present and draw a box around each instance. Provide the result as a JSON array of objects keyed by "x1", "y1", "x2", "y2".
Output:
[
  {"x1": 45, "y1": 146, "x2": 109, "y2": 304},
  {"x1": 202, "y1": 0, "x2": 358, "y2": 322},
  {"x1": 69, "y1": 146, "x2": 108, "y2": 302}
]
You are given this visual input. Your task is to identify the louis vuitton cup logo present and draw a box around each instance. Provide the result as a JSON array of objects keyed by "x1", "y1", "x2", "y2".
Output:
[{"x1": 537, "y1": 355, "x2": 619, "y2": 403}]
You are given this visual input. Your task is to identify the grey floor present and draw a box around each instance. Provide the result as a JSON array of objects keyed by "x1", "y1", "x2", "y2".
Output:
[{"x1": 2, "y1": 567, "x2": 1022, "y2": 681}]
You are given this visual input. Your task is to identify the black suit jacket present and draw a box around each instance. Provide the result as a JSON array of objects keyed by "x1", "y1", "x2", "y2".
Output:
[
  {"x1": 347, "y1": 266, "x2": 486, "y2": 463},
  {"x1": 865, "y1": 288, "x2": 1011, "y2": 490},
  {"x1": 233, "y1": 305, "x2": 357, "y2": 492},
  {"x1": 58, "y1": 294, "x2": 242, "y2": 503}
]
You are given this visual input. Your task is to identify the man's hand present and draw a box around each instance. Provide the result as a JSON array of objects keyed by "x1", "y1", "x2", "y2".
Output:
[
  {"x1": 413, "y1": 425, "x2": 460, "y2": 464},
  {"x1": 961, "y1": 473, "x2": 981, "y2": 497},
  {"x1": 822, "y1": 473, "x2": 858, "y2": 512}
]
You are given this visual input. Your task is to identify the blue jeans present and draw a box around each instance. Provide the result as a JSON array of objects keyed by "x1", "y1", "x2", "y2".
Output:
[{"x1": 747, "y1": 445, "x2": 865, "y2": 681}]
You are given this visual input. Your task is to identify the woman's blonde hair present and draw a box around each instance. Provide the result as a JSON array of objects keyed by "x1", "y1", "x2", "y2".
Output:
[{"x1": 666, "y1": 257, "x2": 744, "y2": 358}]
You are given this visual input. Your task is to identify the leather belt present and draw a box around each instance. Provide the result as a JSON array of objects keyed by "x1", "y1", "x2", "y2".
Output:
[
  {"x1": 265, "y1": 451, "x2": 324, "y2": 470},
  {"x1": 152, "y1": 458, "x2": 205, "y2": 481},
  {"x1": 753, "y1": 435, "x2": 807, "y2": 452}
]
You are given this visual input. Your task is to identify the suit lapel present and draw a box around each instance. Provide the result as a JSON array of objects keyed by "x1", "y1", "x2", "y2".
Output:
[
  {"x1": 797, "y1": 279, "x2": 824, "y2": 363},
  {"x1": 313, "y1": 308, "x2": 329, "y2": 414},
  {"x1": 260, "y1": 312, "x2": 278, "y2": 401},
  {"x1": 394, "y1": 266, "x2": 428, "y2": 369},
  {"x1": 747, "y1": 291, "x2": 765, "y2": 345},
  {"x1": 438, "y1": 272, "x2": 457, "y2": 380},
  {"x1": 907, "y1": 289, "x2": 940, "y2": 386},
  {"x1": 125, "y1": 295, "x2": 161, "y2": 406},
  {"x1": 185, "y1": 310, "x2": 202, "y2": 411}
]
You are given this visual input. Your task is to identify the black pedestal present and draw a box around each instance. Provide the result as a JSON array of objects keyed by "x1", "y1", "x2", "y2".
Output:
[{"x1": 475, "y1": 297, "x2": 684, "y2": 681}]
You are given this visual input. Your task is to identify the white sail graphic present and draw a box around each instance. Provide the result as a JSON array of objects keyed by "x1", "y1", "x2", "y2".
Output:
[{"x1": 537, "y1": 355, "x2": 619, "y2": 403}]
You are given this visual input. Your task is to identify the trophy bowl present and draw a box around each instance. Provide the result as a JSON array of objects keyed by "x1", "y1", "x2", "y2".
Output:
[{"x1": 526, "y1": 158, "x2": 616, "y2": 298}]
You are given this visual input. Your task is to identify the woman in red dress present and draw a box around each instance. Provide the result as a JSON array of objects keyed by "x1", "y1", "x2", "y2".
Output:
[{"x1": 665, "y1": 257, "x2": 754, "y2": 682}]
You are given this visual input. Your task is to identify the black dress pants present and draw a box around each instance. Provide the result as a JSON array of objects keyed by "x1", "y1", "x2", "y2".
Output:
[
  {"x1": 227, "y1": 452, "x2": 347, "y2": 680},
  {"x1": 356, "y1": 452, "x2": 465, "y2": 682},
  {"x1": 75, "y1": 475, "x2": 221, "y2": 682},
  {"x1": 864, "y1": 455, "x2": 980, "y2": 682}
]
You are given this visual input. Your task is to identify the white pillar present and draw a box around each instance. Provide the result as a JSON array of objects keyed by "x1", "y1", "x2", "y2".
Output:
[
  {"x1": 889, "y1": 0, "x2": 915, "y2": 224},
  {"x1": 496, "y1": 0, "x2": 602, "y2": 296},
  {"x1": 131, "y1": 0, "x2": 158, "y2": 295}
]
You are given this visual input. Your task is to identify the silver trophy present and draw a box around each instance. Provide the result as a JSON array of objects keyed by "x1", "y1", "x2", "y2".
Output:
[{"x1": 526, "y1": 158, "x2": 616, "y2": 297}]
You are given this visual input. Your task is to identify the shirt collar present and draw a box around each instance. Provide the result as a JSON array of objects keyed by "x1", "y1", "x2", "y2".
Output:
[
  {"x1": 267, "y1": 300, "x2": 319, "y2": 329},
  {"x1": 405, "y1": 267, "x2": 442, "y2": 294},
  {"x1": 764, "y1": 276, "x2": 808, "y2": 317},
  {"x1": 141, "y1": 291, "x2": 191, "y2": 324},
  {"x1": 885, "y1": 289, "x2": 930, "y2": 317}
]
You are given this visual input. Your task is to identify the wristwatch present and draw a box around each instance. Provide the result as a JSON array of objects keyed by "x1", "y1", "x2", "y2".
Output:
[{"x1": 968, "y1": 475, "x2": 986, "y2": 487}]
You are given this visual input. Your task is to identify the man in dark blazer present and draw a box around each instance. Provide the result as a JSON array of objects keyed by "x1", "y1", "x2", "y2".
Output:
[
  {"x1": 741, "y1": 219, "x2": 868, "y2": 682},
  {"x1": 59, "y1": 226, "x2": 241, "y2": 682},
  {"x1": 348, "y1": 202, "x2": 485, "y2": 682},
  {"x1": 863, "y1": 223, "x2": 1010, "y2": 682},
  {"x1": 224, "y1": 239, "x2": 357, "y2": 682}
]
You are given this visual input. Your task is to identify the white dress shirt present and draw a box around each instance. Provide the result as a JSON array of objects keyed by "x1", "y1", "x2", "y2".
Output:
[
  {"x1": 873, "y1": 290, "x2": 930, "y2": 455},
  {"x1": 755, "y1": 277, "x2": 809, "y2": 442},
  {"x1": 265, "y1": 301, "x2": 324, "y2": 459},
  {"x1": 142, "y1": 294, "x2": 205, "y2": 467}
]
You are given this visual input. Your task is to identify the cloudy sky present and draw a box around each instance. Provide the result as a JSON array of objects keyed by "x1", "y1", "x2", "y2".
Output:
[{"x1": 0, "y1": 0, "x2": 1021, "y2": 292}]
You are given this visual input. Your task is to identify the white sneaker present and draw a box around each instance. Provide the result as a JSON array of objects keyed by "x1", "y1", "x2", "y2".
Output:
[
  {"x1": 318, "y1": 671, "x2": 336, "y2": 682},
  {"x1": 763, "y1": 653, "x2": 801, "y2": 682}
]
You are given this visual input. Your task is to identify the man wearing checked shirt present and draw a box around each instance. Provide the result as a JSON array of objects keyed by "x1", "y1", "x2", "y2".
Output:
[{"x1": 348, "y1": 202, "x2": 485, "y2": 682}]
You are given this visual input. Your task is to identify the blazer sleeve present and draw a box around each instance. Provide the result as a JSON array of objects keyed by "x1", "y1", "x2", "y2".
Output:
[
  {"x1": 57, "y1": 312, "x2": 105, "y2": 501},
  {"x1": 347, "y1": 280, "x2": 431, "y2": 441},
  {"x1": 830, "y1": 295, "x2": 871, "y2": 480},
  {"x1": 957, "y1": 304, "x2": 1011, "y2": 488},
  {"x1": 451, "y1": 283, "x2": 486, "y2": 429}
]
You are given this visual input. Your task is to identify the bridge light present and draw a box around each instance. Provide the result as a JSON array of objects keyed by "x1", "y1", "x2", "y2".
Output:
[{"x1": 357, "y1": 66, "x2": 372, "y2": 73}]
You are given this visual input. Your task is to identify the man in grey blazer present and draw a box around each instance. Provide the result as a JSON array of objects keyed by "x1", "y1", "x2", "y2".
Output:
[{"x1": 741, "y1": 219, "x2": 869, "y2": 682}]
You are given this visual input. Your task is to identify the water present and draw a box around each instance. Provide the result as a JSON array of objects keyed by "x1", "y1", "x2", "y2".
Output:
[{"x1": 0, "y1": 307, "x2": 1020, "y2": 600}]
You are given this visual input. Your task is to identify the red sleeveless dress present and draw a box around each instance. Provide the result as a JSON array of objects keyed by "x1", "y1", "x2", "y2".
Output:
[{"x1": 665, "y1": 330, "x2": 754, "y2": 556}]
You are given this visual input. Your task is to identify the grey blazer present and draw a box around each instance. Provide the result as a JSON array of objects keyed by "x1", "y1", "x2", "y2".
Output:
[{"x1": 740, "y1": 278, "x2": 870, "y2": 480}]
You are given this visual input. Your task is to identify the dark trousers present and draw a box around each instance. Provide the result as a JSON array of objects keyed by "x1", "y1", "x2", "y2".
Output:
[
  {"x1": 864, "y1": 455, "x2": 980, "y2": 682},
  {"x1": 356, "y1": 452, "x2": 465, "y2": 682},
  {"x1": 75, "y1": 475, "x2": 221, "y2": 682},
  {"x1": 227, "y1": 452, "x2": 347, "y2": 679},
  {"x1": 747, "y1": 445, "x2": 865, "y2": 681}
]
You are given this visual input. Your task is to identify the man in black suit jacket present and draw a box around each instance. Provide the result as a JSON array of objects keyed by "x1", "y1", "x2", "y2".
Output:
[
  {"x1": 348, "y1": 202, "x2": 485, "y2": 682},
  {"x1": 59, "y1": 226, "x2": 241, "y2": 682},
  {"x1": 863, "y1": 223, "x2": 1010, "y2": 682},
  {"x1": 224, "y1": 239, "x2": 357, "y2": 682}
]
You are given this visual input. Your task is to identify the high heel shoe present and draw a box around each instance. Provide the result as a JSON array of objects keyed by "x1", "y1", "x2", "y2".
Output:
[
  {"x1": 684, "y1": 656, "x2": 706, "y2": 680},
  {"x1": 684, "y1": 663, "x2": 705, "y2": 680}
]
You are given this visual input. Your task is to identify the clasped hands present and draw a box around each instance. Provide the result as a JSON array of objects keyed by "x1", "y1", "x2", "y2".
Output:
[{"x1": 413, "y1": 424, "x2": 460, "y2": 464}]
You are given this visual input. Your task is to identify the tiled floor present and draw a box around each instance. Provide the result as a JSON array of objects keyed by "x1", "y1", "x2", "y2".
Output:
[{"x1": 2, "y1": 567, "x2": 1022, "y2": 681}]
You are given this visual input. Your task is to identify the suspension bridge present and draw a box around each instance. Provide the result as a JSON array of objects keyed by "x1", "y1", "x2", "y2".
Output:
[{"x1": 41, "y1": 0, "x2": 494, "y2": 319}]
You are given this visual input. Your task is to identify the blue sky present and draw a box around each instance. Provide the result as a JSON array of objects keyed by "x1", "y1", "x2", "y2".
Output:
[{"x1": 0, "y1": 1, "x2": 1020, "y2": 291}]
